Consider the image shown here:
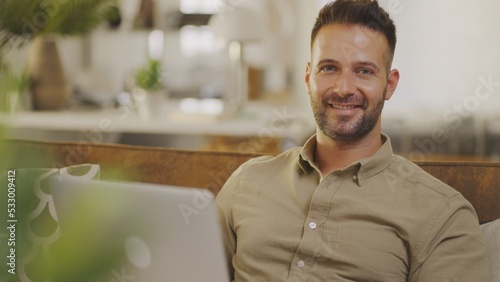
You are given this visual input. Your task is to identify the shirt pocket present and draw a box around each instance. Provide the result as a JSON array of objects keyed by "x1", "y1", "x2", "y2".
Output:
[{"x1": 331, "y1": 225, "x2": 409, "y2": 281}]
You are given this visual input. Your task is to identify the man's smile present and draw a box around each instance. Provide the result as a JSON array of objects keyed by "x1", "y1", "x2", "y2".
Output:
[{"x1": 330, "y1": 104, "x2": 361, "y2": 110}]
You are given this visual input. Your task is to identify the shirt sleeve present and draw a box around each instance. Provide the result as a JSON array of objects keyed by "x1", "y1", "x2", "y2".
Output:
[
  {"x1": 410, "y1": 194, "x2": 492, "y2": 282},
  {"x1": 215, "y1": 164, "x2": 242, "y2": 281}
]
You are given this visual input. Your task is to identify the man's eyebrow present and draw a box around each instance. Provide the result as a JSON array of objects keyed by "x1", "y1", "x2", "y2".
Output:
[
  {"x1": 315, "y1": 59, "x2": 381, "y2": 72},
  {"x1": 355, "y1": 61, "x2": 381, "y2": 72},
  {"x1": 316, "y1": 59, "x2": 339, "y2": 66}
]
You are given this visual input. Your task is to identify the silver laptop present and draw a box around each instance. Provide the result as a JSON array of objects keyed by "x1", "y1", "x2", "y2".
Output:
[{"x1": 50, "y1": 176, "x2": 230, "y2": 282}]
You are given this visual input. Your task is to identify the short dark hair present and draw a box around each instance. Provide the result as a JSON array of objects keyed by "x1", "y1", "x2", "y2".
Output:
[{"x1": 311, "y1": 0, "x2": 397, "y2": 68}]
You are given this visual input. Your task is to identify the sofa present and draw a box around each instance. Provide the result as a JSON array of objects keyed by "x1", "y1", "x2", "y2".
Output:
[{"x1": 2, "y1": 139, "x2": 499, "y2": 281}]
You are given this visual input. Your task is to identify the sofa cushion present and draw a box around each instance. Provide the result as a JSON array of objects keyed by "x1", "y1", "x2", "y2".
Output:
[{"x1": 481, "y1": 219, "x2": 500, "y2": 282}]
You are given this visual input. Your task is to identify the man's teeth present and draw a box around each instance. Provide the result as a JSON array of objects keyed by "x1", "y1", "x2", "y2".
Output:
[{"x1": 332, "y1": 105, "x2": 356, "y2": 110}]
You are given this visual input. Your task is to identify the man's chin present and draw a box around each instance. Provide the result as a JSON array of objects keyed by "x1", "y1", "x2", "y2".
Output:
[
  {"x1": 321, "y1": 120, "x2": 376, "y2": 142},
  {"x1": 322, "y1": 127, "x2": 364, "y2": 142}
]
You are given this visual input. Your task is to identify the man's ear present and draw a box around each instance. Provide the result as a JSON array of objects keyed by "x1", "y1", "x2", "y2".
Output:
[
  {"x1": 305, "y1": 62, "x2": 312, "y2": 95},
  {"x1": 385, "y1": 69, "x2": 399, "y2": 100}
]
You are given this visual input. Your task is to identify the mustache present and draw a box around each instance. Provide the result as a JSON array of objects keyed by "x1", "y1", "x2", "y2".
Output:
[{"x1": 323, "y1": 93, "x2": 366, "y2": 105}]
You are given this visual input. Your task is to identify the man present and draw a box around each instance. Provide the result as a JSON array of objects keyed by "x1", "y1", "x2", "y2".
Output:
[{"x1": 216, "y1": 1, "x2": 491, "y2": 281}]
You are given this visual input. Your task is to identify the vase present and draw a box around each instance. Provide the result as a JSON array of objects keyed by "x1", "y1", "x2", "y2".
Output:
[
  {"x1": 25, "y1": 37, "x2": 70, "y2": 110},
  {"x1": 132, "y1": 87, "x2": 167, "y2": 120}
]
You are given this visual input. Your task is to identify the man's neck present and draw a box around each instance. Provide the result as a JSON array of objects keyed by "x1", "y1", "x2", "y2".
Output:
[{"x1": 314, "y1": 129, "x2": 383, "y2": 177}]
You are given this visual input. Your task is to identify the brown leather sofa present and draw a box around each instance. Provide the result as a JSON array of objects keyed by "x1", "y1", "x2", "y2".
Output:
[
  {"x1": 3, "y1": 138, "x2": 499, "y2": 281},
  {"x1": 3, "y1": 138, "x2": 499, "y2": 223}
]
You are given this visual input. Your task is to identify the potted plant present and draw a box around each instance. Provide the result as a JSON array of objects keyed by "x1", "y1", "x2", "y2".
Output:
[
  {"x1": 0, "y1": 0, "x2": 119, "y2": 110},
  {"x1": 135, "y1": 58, "x2": 163, "y2": 92},
  {"x1": 133, "y1": 58, "x2": 167, "y2": 119}
]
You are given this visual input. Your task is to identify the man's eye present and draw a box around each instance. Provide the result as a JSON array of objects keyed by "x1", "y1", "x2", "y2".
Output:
[
  {"x1": 358, "y1": 68, "x2": 374, "y2": 75},
  {"x1": 320, "y1": 65, "x2": 335, "y2": 72}
]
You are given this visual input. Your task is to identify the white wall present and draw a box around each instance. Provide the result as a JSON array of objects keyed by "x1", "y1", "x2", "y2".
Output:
[{"x1": 379, "y1": 0, "x2": 500, "y2": 117}]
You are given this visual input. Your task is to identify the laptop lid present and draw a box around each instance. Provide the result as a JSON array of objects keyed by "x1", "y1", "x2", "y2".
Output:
[{"x1": 49, "y1": 176, "x2": 230, "y2": 282}]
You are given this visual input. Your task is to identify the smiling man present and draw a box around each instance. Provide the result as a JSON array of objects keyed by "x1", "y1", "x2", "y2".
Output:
[
  {"x1": 306, "y1": 21, "x2": 400, "y2": 175},
  {"x1": 216, "y1": 1, "x2": 491, "y2": 281}
]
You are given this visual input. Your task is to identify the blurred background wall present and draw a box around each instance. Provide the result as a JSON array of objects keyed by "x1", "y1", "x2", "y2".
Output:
[{"x1": 3, "y1": 0, "x2": 500, "y2": 158}]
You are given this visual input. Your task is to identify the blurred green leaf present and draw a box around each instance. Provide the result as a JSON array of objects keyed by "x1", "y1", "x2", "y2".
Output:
[
  {"x1": 0, "y1": 128, "x2": 130, "y2": 282},
  {"x1": 0, "y1": 0, "x2": 120, "y2": 49},
  {"x1": 135, "y1": 59, "x2": 164, "y2": 91}
]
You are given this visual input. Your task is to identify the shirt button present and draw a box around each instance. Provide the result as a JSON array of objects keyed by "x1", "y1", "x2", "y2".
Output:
[
  {"x1": 352, "y1": 174, "x2": 358, "y2": 181},
  {"x1": 297, "y1": 260, "x2": 305, "y2": 268},
  {"x1": 309, "y1": 221, "x2": 317, "y2": 230}
]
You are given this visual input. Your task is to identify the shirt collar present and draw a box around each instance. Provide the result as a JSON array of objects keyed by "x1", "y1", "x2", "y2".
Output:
[
  {"x1": 298, "y1": 135, "x2": 319, "y2": 174},
  {"x1": 299, "y1": 133, "x2": 394, "y2": 186}
]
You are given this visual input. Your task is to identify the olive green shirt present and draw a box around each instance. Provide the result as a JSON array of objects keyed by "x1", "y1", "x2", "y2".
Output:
[{"x1": 216, "y1": 134, "x2": 491, "y2": 281}]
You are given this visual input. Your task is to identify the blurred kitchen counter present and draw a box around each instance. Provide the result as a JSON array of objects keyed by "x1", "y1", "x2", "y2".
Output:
[{"x1": 1, "y1": 98, "x2": 315, "y2": 154}]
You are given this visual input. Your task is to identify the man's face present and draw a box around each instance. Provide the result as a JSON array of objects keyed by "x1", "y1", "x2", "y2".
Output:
[{"x1": 305, "y1": 24, "x2": 399, "y2": 142}]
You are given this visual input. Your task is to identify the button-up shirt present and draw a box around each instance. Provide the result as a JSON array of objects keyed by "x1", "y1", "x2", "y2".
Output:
[{"x1": 215, "y1": 134, "x2": 491, "y2": 281}]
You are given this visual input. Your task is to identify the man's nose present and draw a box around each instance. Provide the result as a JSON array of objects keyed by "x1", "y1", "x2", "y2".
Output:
[{"x1": 333, "y1": 72, "x2": 355, "y2": 97}]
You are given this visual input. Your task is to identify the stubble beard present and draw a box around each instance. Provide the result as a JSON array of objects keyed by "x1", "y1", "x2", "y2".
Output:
[{"x1": 312, "y1": 90, "x2": 386, "y2": 142}]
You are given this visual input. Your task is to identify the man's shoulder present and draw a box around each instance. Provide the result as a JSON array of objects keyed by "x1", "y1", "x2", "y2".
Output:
[
  {"x1": 388, "y1": 155, "x2": 462, "y2": 200},
  {"x1": 240, "y1": 147, "x2": 302, "y2": 171}
]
